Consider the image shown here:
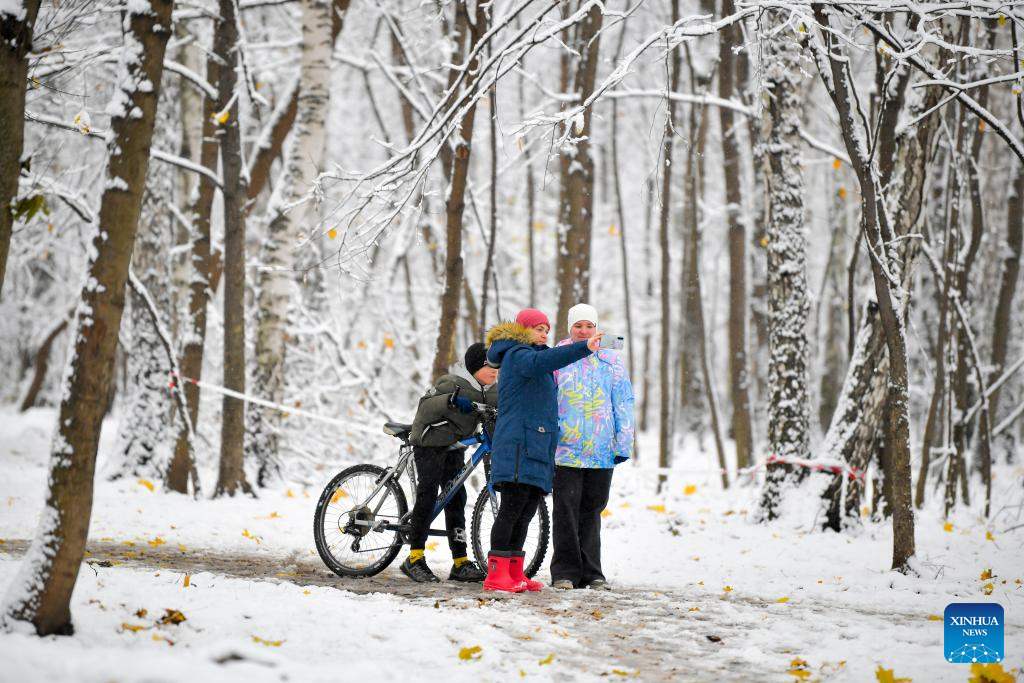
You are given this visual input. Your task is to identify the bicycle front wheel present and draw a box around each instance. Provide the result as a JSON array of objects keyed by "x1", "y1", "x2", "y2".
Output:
[
  {"x1": 314, "y1": 464, "x2": 408, "y2": 578},
  {"x1": 470, "y1": 487, "x2": 550, "y2": 579}
]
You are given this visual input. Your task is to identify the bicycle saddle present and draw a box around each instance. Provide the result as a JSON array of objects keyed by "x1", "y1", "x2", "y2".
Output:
[{"x1": 382, "y1": 422, "x2": 412, "y2": 439}]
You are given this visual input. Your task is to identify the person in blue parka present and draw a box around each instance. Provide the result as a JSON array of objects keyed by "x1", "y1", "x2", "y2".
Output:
[{"x1": 481, "y1": 308, "x2": 603, "y2": 593}]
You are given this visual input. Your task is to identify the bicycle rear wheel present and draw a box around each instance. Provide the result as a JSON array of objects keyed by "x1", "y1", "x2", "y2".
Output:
[
  {"x1": 314, "y1": 464, "x2": 408, "y2": 578},
  {"x1": 470, "y1": 488, "x2": 550, "y2": 578}
]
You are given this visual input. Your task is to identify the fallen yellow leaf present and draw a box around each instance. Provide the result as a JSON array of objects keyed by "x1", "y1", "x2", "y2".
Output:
[
  {"x1": 383, "y1": 336, "x2": 395, "y2": 350},
  {"x1": 683, "y1": 485, "x2": 698, "y2": 496},
  {"x1": 986, "y1": 531, "x2": 995, "y2": 541},
  {"x1": 981, "y1": 569, "x2": 993, "y2": 580},
  {"x1": 459, "y1": 645, "x2": 482, "y2": 660},
  {"x1": 688, "y1": 607, "x2": 700, "y2": 612},
  {"x1": 943, "y1": 522, "x2": 954, "y2": 532},
  {"x1": 982, "y1": 583, "x2": 994, "y2": 595},
  {"x1": 601, "y1": 509, "x2": 612, "y2": 518},
  {"x1": 177, "y1": 544, "x2": 187, "y2": 552},
  {"x1": 875, "y1": 665, "x2": 912, "y2": 683},
  {"x1": 776, "y1": 597, "x2": 790, "y2": 603},
  {"x1": 158, "y1": 609, "x2": 186, "y2": 625},
  {"x1": 927, "y1": 615, "x2": 943, "y2": 621},
  {"x1": 832, "y1": 159, "x2": 842, "y2": 170},
  {"x1": 723, "y1": 586, "x2": 734, "y2": 593},
  {"x1": 969, "y1": 662, "x2": 1014, "y2": 683},
  {"x1": 539, "y1": 653, "x2": 555, "y2": 666},
  {"x1": 183, "y1": 574, "x2": 190, "y2": 588},
  {"x1": 121, "y1": 623, "x2": 147, "y2": 633},
  {"x1": 327, "y1": 228, "x2": 337, "y2": 239},
  {"x1": 147, "y1": 537, "x2": 165, "y2": 547},
  {"x1": 330, "y1": 489, "x2": 348, "y2": 504},
  {"x1": 252, "y1": 635, "x2": 284, "y2": 647},
  {"x1": 303, "y1": 590, "x2": 311, "y2": 595},
  {"x1": 286, "y1": 489, "x2": 295, "y2": 498},
  {"x1": 647, "y1": 504, "x2": 667, "y2": 513},
  {"x1": 838, "y1": 186, "x2": 848, "y2": 199},
  {"x1": 137, "y1": 479, "x2": 155, "y2": 492}
]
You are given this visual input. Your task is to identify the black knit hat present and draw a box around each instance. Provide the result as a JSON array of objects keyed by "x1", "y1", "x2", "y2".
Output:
[{"x1": 465, "y1": 342, "x2": 488, "y2": 376}]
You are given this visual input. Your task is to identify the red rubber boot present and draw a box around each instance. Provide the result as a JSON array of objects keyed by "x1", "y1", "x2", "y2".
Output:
[
  {"x1": 510, "y1": 551, "x2": 543, "y2": 592},
  {"x1": 483, "y1": 551, "x2": 526, "y2": 593}
]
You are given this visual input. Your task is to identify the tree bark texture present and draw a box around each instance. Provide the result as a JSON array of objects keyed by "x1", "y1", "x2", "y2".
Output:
[
  {"x1": 758, "y1": 16, "x2": 811, "y2": 521},
  {"x1": 249, "y1": 0, "x2": 334, "y2": 486},
  {"x1": 215, "y1": 0, "x2": 253, "y2": 497},
  {"x1": 430, "y1": 3, "x2": 487, "y2": 383},
  {"x1": 554, "y1": 3, "x2": 603, "y2": 336},
  {"x1": 718, "y1": 0, "x2": 754, "y2": 470},
  {"x1": 1, "y1": 0, "x2": 172, "y2": 635},
  {"x1": 0, "y1": 1, "x2": 41, "y2": 299}
]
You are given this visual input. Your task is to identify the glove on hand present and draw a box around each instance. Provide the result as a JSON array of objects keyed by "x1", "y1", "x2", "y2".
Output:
[{"x1": 453, "y1": 396, "x2": 475, "y2": 414}]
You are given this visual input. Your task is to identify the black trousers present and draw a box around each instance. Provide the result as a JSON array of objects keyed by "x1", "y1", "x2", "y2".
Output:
[
  {"x1": 489, "y1": 482, "x2": 543, "y2": 552},
  {"x1": 408, "y1": 446, "x2": 468, "y2": 557},
  {"x1": 550, "y1": 466, "x2": 614, "y2": 586}
]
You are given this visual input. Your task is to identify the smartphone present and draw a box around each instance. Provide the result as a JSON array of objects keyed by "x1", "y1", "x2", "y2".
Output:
[{"x1": 598, "y1": 334, "x2": 625, "y2": 351}]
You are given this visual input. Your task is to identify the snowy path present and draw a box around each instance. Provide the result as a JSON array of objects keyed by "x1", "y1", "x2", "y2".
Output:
[{"x1": 0, "y1": 539, "x2": 977, "y2": 681}]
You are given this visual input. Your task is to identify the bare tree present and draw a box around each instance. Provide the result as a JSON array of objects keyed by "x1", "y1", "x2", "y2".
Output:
[
  {"x1": 757, "y1": 13, "x2": 811, "y2": 521},
  {"x1": 1, "y1": 0, "x2": 173, "y2": 635},
  {"x1": 215, "y1": 0, "x2": 253, "y2": 497},
  {"x1": 0, "y1": 1, "x2": 41, "y2": 298},
  {"x1": 249, "y1": 0, "x2": 336, "y2": 486}
]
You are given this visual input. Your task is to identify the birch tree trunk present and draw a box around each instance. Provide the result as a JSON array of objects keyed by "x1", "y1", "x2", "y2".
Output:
[
  {"x1": 110, "y1": 75, "x2": 179, "y2": 481},
  {"x1": 1, "y1": 0, "x2": 173, "y2": 635},
  {"x1": 215, "y1": 0, "x2": 253, "y2": 497},
  {"x1": 0, "y1": 0, "x2": 41, "y2": 299},
  {"x1": 249, "y1": 0, "x2": 334, "y2": 486},
  {"x1": 758, "y1": 16, "x2": 811, "y2": 521}
]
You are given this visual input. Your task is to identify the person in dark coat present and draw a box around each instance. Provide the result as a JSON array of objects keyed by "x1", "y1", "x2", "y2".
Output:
[
  {"x1": 399, "y1": 343, "x2": 498, "y2": 584},
  {"x1": 481, "y1": 308, "x2": 602, "y2": 592}
]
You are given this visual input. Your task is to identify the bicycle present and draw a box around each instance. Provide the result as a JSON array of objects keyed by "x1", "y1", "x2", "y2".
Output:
[{"x1": 313, "y1": 401, "x2": 550, "y2": 579}]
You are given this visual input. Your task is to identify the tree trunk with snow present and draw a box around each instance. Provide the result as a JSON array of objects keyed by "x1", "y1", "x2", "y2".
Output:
[
  {"x1": 430, "y1": 2, "x2": 487, "y2": 383},
  {"x1": 0, "y1": 1, "x2": 41, "y2": 299},
  {"x1": 554, "y1": 3, "x2": 603, "y2": 336},
  {"x1": 215, "y1": 0, "x2": 252, "y2": 498},
  {"x1": 249, "y1": 0, "x2": 334, "y2": 486},
  {"x1": 811, "y1": 5, "x2": 915, "y2": 571},
  {"x1": 758, "y1": 17, "x2": 811, "y2": 521},
  {"x1": 990, "y1": 159, "x2": 1024, "y2": 426},
  {"x1": 1, "y1": 0, "x2": 173, "y2": 636},
  {"x1": 110, "y1": 75, "x2": 179, "y2": 482}
]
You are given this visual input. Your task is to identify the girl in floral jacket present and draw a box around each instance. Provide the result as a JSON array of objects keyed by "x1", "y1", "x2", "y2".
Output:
[{"x1": 550, "y1": 303, "x2": 635, "y2": 590}]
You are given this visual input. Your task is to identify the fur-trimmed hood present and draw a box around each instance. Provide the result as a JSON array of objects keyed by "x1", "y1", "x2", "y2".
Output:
[{"x1": 485, "y1": 321, "x2": 534, "y2": 368}]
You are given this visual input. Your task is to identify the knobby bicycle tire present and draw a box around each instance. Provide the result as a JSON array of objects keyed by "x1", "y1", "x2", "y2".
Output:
[{"x1": 314, "y1": 463, "x2": 408, "y2": 578}]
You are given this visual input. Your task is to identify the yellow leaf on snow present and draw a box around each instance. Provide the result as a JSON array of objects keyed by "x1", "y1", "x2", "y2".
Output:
[
  {"x1": 875, "y1": 665, "x2": 912, "y2": 683},
  {"x1": 183, "y1": 574, "x2": 190, "y2": 588},
  {"x1": 943, "y1": 522, "x2": 954, "y2": 532},
  {"x1": 600, "y1": 509, "x2": 612, "y2": 518},
  {"x1": 647, "y1": 504, "x2": 666, "y2": 514},
  {"x1": 981, "y1": 569, "x2": 993, "y2": 580},
  {"x1": 969, "y1": 662, "x2": 1014, "y2": 683},
  {"x1": 137, "y1": 479, "x2": 155, "y2": 492},
  {"x1": 459, "y1": 645, "x2": 482, "y2": 660},
  {"x1": 252, "y1": 635, "x2": 284, "y2": 647},
  {"x1": 158, "y1": 609, "x2": 186, "y2": 625},
  {"x1": 688, "y1": 607, "x2": 700, "y2": 612},
  {"x1": 986, "y1": 531, "x2": 995, "y2": 541},
  {"x1": 775, "y1": 597, "x2": 790, "y2": 604},
  {"x1": 383, "y1": 336, "x2": 395, "y2": 350},
  {"x1": 539, "y1": 653, "x2": 555, "y2": 666},
  {"x1": 286, "y1": 489, "x2": 295, "y2": 498},
  {"x1": 927, "y1": 615, "x2": 943, "y2": 621},
  {"x1": 177, "y1": 544, "x2": 187, "y2": 552},
  {"x1": 121, "y1": 623, "x2": 147, "y2": 633},
  {"x1": 723, "y1": 586, "x2": 734, "y2": 593},
  {"x1": 683, "y1": 485, "x2": 698, "y2": 496},
  {"x1": 982, "y1": 583, "x2": 994, "y2": 595},
  {"x1": 327, "y1": 228, "x2": 337, "y2": 239},
  {"x1": 788, "y1": 658, "x2": 811, "y2": 679},
  {"x1": 330, "y1": 489, "x2": 348, "y2": 504},
  {"x1": 147, "y1": 537, "x2": 166, "y2": 547}
]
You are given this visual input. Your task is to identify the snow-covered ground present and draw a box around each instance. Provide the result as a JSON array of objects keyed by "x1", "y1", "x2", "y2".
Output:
[{"x1": 1, "y1": 407, "x2": 1022, "y2": 682}]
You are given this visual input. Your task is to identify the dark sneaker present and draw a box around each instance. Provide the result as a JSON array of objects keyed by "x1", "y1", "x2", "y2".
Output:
[
  {"x1": 552, "y1": 579, "x2": 575, "y2": 590},
  {"x1": 448, "y1": 561, "x2": 486, "y2": 582},
  {"x1": 400, "y1": 557, "x2": 440, "y2": 583},
  {"x1": 586, "y1": 579, "x2": 610, "y2": 591}
]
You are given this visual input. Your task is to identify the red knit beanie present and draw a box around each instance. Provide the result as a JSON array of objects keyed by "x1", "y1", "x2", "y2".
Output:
[{"x1": 515, "y1": 308, "x2": 550, "y2": 329}]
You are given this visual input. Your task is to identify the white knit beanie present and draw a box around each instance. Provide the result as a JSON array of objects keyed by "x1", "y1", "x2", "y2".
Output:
[{"x1": 567, "y1": 303, "x2": 599, "y2": 332}]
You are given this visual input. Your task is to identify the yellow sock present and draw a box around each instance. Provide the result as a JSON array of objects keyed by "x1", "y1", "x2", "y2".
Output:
[
  {"x1": 409, "y1": 549, "x2": 425, "y2": 563},
  {"x1": 452, "y1": 556, "x2": 469, "y2": 568}
]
